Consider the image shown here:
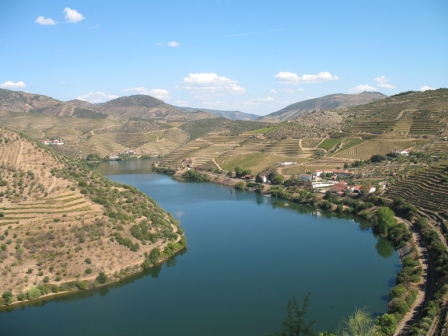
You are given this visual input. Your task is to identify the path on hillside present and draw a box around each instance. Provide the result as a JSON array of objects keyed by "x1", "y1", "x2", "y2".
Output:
[
  {"x1": 212, "y1": 159, "x2": 222, "y2": 171},
  {"x1": 394, "y1": 219, "x2": 434, "y2": 335},
  {"x1": 15, "y1": 142, "x2": 23, "y2": 168}
]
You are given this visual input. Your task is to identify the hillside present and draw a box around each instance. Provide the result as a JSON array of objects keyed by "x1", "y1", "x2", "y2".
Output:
[
  {"x1": 95, "y1": 95, "x2": 217, "y2": 121},
  {"x1": 0, "y1": 128, "x2": 185, "y2": 306},
  {"x1": 0, "y1": 89, "x2": 107, "y2": 119},
  {"x1": 0, "y1": 89, "x2": 219, "y2": 122},
  {"x1": 262, "y1": 92, "x2": 386, "y2": 121},
  {"x1": 343, "y1": 88, "x2": 448, "y2": 136},
  {"x1": 174, "y1": 106, "x2": 259, "y2": 121}
]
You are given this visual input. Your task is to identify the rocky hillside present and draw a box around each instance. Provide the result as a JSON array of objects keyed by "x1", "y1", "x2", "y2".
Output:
[
  {"x1": 0, "y1": 89, "x2": 218, "y2": 122},
  {"x1": 262, "y1": 92, "x2": 386, "y2": 121},
  {"x1": 0, "y1": 128, "x2": 185, "y2": 306}
]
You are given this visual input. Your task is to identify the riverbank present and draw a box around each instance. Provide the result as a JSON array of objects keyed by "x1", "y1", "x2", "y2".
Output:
[{"x1": 171, "y1": 167, "x2": 435, "y2": 334}]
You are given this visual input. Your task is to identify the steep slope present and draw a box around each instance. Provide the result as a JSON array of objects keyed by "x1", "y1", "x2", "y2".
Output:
[
  {"x1": 262, "y1": 92, "x2": 386, "y2": 121},
  {"x1": 0, "y1": 128, "x2": 185, "y2": 306},
  {"x1": 343, "y1": 88, "x2": 448, "y2": 135}
]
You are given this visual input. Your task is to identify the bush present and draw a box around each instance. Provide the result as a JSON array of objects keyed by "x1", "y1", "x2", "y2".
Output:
[
  {"x1": 27, "y1": 287, "x2": 42, "y2": 300},
  {"x1": 96, "y1": 272, "x2": 108, "y2": 284},
  {"x1": 85, "y1": 268, "x2": 92, "y2": 274},
  {"x1": 2, "y1": 291, "x2": 13, "y2": 305}
]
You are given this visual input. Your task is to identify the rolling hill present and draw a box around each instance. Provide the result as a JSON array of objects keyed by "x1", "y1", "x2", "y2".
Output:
[
  {"x1": 0, "y1": 89, "x2": 218, "y2": 122},
  {"x1": 261, "y1": 91, "x2": 386, "y2": 121}
]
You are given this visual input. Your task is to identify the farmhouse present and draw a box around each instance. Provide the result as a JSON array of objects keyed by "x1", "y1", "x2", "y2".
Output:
[{"x1": 329, "y1": 181, "x2": 348, "y2": 196}]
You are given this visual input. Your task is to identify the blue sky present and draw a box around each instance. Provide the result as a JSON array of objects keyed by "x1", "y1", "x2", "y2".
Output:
[{"x1": 1, "y1": 0, "x2": 447, "y2": 115}]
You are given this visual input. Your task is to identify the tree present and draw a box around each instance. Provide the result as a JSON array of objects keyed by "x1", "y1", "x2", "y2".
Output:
[
  {"x1": 96, "y1": 272, "x2": 108, "y2": 284},
  {"x1": 272, "y1": 174, "x2": 285, "y2": 185},
  {"x1": 2, "y1": 291, "x2": 13, "y2": 305},
  {"x1": 27, "y1": 287, "x2": 42, "y2": 300},
  {"x1": 274, "y1": 293, "x2": 315, "y2": 336},
  {"x1": 374, "y1": 207, "x2": 397, "y2": 235},
  {"x1": 234, "y1": 182, "x2": 245, "y2": 190},
  {"x1": 340, "y1": 308, "x2": 378, "y2": 336},
  {"x1": 375, "y1": 313, "x2": 397, "y2": 335}
]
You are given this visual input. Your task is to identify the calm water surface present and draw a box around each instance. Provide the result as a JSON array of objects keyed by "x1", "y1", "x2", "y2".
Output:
[{"x1": 0, "y1": 160, "x2": 400, "y2": 335}]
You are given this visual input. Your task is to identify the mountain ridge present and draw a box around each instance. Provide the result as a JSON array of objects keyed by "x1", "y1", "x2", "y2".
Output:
[{"x1": 261, "y1": 92, "x2": 387, "y2": 121}]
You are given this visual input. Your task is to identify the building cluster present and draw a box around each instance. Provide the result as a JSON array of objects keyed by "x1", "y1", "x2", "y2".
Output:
[
  {"x1": 41, "y1": 139, "x2": 64, "y2": 145},
  {"x1": 107, "y1": 149, "x2": 136, "y2": 160}
]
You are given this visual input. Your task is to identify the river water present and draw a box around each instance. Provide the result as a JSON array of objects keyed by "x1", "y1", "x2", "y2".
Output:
[{"x1": 0, "y1": 160, "x2": 400, "y2": 335}]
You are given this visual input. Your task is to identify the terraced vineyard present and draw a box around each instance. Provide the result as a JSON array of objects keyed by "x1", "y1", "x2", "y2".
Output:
[
  {"x1": 157, "y1": 134, "x2": 318, "y2": 173},
  {"x1": 386, "y1": 163, "x2": 448, "y2": 235},
  {"x1": 0, "y1": 128, "x2": 185, "y2": 305},
  {"x1": 332, "y1": 139, "x2": 427, "y2": 160},
  {"x1": 346, "y1": 89, "x2": 448, "y2": 136}
]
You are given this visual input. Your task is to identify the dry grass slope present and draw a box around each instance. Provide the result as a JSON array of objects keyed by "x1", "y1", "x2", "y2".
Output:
[{"x1": 0, "y1": 129, "x2": 185, "y2": 305}]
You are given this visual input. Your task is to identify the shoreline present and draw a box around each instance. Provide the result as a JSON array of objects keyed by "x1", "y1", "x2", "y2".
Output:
[{"x1": 0, "y1": 245, "x2": 186, "y2": 312}]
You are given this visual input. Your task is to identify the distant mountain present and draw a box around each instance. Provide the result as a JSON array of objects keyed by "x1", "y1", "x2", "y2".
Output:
[
  {"x1": 94, "y1": 95, "x2": 217, "y2": 121},
  {"x1": 0, "y1": 89, "x2": 218, "y2": 122},
  {"x1": 261, "y1": 92, "x2": 386, "y2": 121},
  {"x1": 174, "y1": 106, "x2": 259, "y2": 121}
]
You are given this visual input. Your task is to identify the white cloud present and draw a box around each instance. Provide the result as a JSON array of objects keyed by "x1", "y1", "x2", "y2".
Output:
[
  {"x1": 168, "y1": 41, "x2": 180, "y2": 47},
  {"x1": 374, "y1": 75, "x2": 389, "y2": 84},
  {"x1": 374, "y1": 75, "x2": 396, "y2": 89},
  {"x1": 378, "y1": 83, "x2": 396, "y2": 89},
  {"x1": 348, "y1": 85, "x2": 378, "y2": 94},
  {"x1": 155, "y1": 42, "x2": 163, "y2": 46},
  {"x1": 149, "y1": 89, "x2": 170, "y2": 100},
  {"x1": 123, "y1": 87, "x2": 170, "y2": 100},
  {"x1": 35, "y1": 16, "x2": 56, "y2": 25},
  {"x1": 275, "y1": 71, "x2": 338, "y2": 85},
  {"x1": 77, "y1": 91, "x2": 118, "y2": 103},
  {"x1": 420, "y1": 85, "x2": 435, "y2": 91},
  {"x1": 0, "y1": 81, "x2": 26, "y2": 89},
  {"x1": 183, "y1": 73, "x2": 246, "y2": 94},
  {"x1": 64, "y1": 7, "x2": 85, "y2": 23}
]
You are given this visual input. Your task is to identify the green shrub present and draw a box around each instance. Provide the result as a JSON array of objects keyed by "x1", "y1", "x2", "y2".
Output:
[
  {"x1": 96, "y1": 272, "x2": 108, "y2": 284},
  {"x1": 27, "y1": 287, "x2": 42, "y2": 300}
]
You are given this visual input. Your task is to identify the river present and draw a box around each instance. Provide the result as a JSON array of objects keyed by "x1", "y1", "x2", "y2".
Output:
[{"x1": 0, "y1": 160, "x2": 400, "y2": 335}]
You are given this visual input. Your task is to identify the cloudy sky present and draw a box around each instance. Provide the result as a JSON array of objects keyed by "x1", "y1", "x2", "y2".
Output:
[{"x1": 1, "y1": 0, "x2": 447, "y2": 115}]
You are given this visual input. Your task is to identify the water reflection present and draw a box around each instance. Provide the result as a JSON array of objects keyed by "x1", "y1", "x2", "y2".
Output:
[
  {"x1": 0, "y1": 250, "x2": 186, "y2": 313},
  {"x1": 375, "y1": 238, "x2": 394, "y2": 259}
]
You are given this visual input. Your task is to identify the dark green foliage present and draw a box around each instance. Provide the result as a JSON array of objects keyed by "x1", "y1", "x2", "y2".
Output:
[
  {"x1": 2, "y1": 291, "x2": 13, "y2": 305},
  {"x1": 234, "y1": 182, "x2": 245, "y2": 190},
  {"x1": 375, "y1": 313, "x2": 397, "y2": 335},
  {"x1": 274, "y1": 293, "x2": 315, "y2": 336},
  {"x1": 389, "y1": 284, "x2": 406, "y2": 298},
  {"x1": 113, "y1": 232, "x2": 140, "y2": 252},
  {"x1": 96, "y1": 272, "x2": 108, "y2": 284},
  {"x1": 182, "y1": 170, "x2": 210, "y2": 182},
  {"x1": 318, "y1": 200, "x2": 332, "y2": 210}
]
